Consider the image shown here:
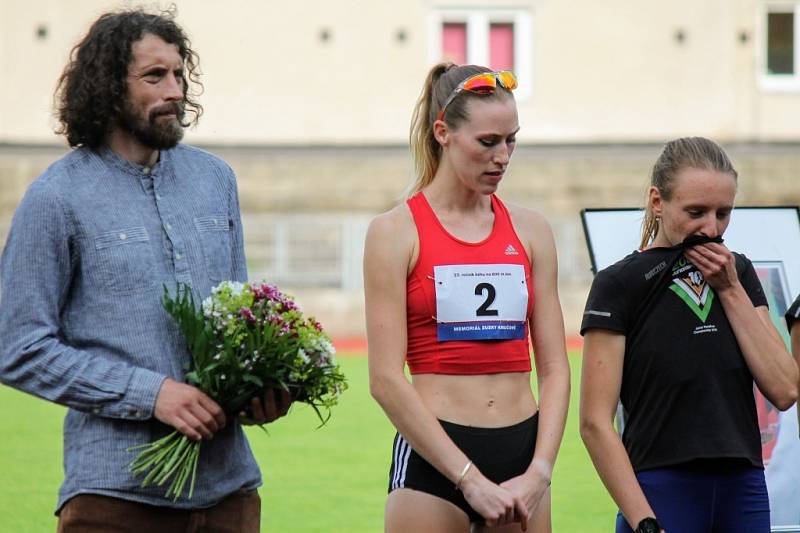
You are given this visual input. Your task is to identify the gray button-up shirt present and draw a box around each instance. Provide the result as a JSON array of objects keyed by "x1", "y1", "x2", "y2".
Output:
[{"x1": 0, "y1": 144, "x2": 261, "y2": 511}]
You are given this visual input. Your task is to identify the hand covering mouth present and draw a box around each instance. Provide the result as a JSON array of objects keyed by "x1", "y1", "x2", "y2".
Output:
[{"x1": 679, "y1": 234, "x2": 724, "y2": 249}]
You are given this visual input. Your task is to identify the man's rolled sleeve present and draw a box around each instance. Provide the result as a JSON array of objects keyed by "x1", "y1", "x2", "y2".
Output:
[{"x1": 104, "y1": 367, "x2": 167, "y2": 420}]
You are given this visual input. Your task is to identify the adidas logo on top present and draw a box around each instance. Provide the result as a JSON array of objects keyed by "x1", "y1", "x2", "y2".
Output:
[{"x1": 504, "y1": 244, "x2": 519, "y2": 256}]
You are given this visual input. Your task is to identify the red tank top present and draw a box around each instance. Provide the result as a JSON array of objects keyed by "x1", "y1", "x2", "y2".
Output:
[{"x1": 405, "y1": 192, "x2": 534, "y2": 375}]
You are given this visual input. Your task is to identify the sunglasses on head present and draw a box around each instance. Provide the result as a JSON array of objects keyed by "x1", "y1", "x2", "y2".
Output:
[{"x1": 437, "y1": 70, "x2": 518, "y2": 121}]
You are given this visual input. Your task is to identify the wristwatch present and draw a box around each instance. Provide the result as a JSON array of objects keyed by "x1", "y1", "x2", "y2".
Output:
[{"x1": 635, "y1": 517, "x2": 662, "y2": 533}]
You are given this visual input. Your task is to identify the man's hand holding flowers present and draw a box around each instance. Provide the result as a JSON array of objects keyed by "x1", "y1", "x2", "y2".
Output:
[
  {"x1": 128, "y1": 281, "x2": 346, "y2": 500},
  {"x1": 154, "y1": 378, "x2": 226, "y2": 441},
  {"x1": 240, "y1": 387, "x2": 293, "y2": 425}
]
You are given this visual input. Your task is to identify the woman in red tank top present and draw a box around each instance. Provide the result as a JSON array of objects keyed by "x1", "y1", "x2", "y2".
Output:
[{"x1": 364, "y1": 63, "x2": 570, "y2": 532}]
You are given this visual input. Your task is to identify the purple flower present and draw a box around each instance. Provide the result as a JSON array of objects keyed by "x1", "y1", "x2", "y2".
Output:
[
  {"x1": 281, "y1": 298, "x2": 298, "y2": 311},
  {"x1": 251, "y1": 282, "x2": 282, "y2": 302},
  {"x1": 240, "y1": 307, "x2": 256, "y2": 324}
]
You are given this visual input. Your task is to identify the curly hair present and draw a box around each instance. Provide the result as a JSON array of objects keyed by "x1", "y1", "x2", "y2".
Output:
[{"x1": 55, "y1": 6, "x2": 203, "y2": 148}]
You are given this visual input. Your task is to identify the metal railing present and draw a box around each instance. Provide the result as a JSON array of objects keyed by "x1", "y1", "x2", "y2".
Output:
[{"x1": 242, "y1": 213, "x2": 370, "y2": 289}]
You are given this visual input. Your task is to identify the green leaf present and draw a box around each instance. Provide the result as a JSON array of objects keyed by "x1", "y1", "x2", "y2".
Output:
[{"x1": 242, "y1": 374, "x2": 263, "y2": 388}]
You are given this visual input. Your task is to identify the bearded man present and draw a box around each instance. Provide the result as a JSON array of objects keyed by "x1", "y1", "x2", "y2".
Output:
[{"x1": 0, "y1": 8, "x2": 289, "y2": 532}]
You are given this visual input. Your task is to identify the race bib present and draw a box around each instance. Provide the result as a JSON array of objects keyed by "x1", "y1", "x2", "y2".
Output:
[{"x1": 434, "y1": 264, "x2": 528, "y2": 341}]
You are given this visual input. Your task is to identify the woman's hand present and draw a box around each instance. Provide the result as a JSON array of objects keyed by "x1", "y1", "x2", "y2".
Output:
[
  {"x1": 499, "y1": 460, "x2": 551, "y2": 527},
  {"x1": 686, "y1": 242, "x2": 799, "y2": 410},
  {"x1": 460, "y1": 469, "x2": 529, "y2": 530},
  {"x1": 684, "y1": 242, "x2": 739, "y2": 292}
]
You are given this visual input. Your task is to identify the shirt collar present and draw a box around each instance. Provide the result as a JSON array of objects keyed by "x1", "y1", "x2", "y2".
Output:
[{"x1": 95, "y1": 145, "x2": 173, "y2": 177}]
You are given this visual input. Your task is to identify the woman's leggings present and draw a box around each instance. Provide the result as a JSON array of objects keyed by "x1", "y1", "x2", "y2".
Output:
[{"x1": 615, "y1": 463, "x2": 770, "y2": 533}]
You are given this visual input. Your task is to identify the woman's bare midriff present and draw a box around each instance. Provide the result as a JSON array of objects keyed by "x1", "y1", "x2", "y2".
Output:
[{"x1": 411, "y1": 372, "x2": 537, "y2": 427}]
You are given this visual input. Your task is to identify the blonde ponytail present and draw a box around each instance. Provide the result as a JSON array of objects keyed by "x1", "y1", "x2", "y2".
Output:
[{"x1": 409, "y1": 63, "x2": 452, "y2": 195}]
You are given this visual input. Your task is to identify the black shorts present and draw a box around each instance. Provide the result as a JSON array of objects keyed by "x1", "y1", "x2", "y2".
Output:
[{"x1": 387, "y1": 413, "x2": 539, "y2": 523}]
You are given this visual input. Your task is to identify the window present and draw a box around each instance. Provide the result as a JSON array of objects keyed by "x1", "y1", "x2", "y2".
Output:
[
  {"x1": 442, "y1": 23, "x2": 467, "y2": 65},
  {"x1": 761, "y1": 4, "x2": 800, "y2": 90},
  {"x1": 428, "y1": 9, "x2": 532, "y2": 100},
  {"x1": 768, "y1": 11, "x2": 794, "y2": 74},
  {"x1": 489, "y1": 23, "x2": 515, "y2": 72}
]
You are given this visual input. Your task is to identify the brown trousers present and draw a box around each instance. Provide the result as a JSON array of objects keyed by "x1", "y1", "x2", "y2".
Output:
[{"x1": 57, "y1": 490, "x2": 260, "y2": 533}]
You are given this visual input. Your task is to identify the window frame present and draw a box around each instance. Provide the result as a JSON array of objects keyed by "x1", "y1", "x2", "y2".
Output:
[
  {"x1": 759, "y1": 2, "x2": 800, "y2": 92},
  {"x1": 427, "y1": 8, "x2": 533, "y2": 101}
]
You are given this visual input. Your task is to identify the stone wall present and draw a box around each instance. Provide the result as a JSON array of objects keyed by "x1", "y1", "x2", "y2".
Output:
[{"x1": 2, "y1": 143, "x2": 799, "y2": 340}]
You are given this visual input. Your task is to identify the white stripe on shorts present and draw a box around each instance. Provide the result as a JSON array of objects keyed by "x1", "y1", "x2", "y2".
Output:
[
  {"x1": 391, "y1": 435, "x2": 402, "y2": 489},
  {"x1": 391, "y1": 434, "x2": 411, "y2": 490},
  {"x1": 397, "y1": 440, "x2": 411, "y2": 488}
]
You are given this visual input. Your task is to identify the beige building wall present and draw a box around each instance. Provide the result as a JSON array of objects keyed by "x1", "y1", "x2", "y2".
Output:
[
  {"x1": 1, "y1": 0, "x2": 799, "y2": 145},
  {"x1": 1, "y1": 1, "x2": 799, "y2": 338}
]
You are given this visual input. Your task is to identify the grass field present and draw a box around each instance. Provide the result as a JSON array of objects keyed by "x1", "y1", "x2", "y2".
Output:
[{"x1": 0, "y1": 353, "x2": 616, "y2": 532}]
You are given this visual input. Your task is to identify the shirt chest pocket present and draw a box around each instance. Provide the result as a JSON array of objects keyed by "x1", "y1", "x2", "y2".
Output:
[
  {"x1": 94, "y1": 227, "x2": 155, "y2": 292},
  {"x1": 194, "y1": 215, "x2": 231, "y2": 282}
]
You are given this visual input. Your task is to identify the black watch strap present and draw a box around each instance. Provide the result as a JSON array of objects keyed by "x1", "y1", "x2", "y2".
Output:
[{"x1": 635, "y1": 517, "x2": 662, "y2": 533}]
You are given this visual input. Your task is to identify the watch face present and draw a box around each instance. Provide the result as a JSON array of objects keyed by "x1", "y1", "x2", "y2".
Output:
[{"x1": 637, "y1": 517, "x2": 661, "y2": 533}]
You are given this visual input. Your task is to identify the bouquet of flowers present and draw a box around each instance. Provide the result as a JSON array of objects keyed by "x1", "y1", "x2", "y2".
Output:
[{"x1": 127, "y1": 281, "x2": 347, "y2": 500}]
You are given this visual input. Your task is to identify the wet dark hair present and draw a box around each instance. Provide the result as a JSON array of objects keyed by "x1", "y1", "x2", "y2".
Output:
[
  {"x1": 640, "y1": 137, "x2": 738, "y2": 248},
  {"x1": 408, "y1": 62, "x2": 514, "y2": 194},
  {"x1": 54, "y1": 6, "x2": 202, "y2": 148}
]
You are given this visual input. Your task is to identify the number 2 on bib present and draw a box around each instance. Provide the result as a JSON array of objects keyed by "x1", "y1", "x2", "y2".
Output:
[
  {"x1": 475, "y1": 283, "x2": 499, "y2": 316},
  {"x1": 434, "y1": 264, "x2": 528, "y2": 341}
]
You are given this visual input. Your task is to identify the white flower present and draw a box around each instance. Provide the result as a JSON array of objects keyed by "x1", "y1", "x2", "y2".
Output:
[
  {"x1": 228, "y1": 281, "x2": 246, "y2": 296},
  {"x1": 298, "y1": 349, "x2": 310, "y2": 363},
  {"x1": 309, "y1": 338, "x2": 336, "y2": 362}
]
